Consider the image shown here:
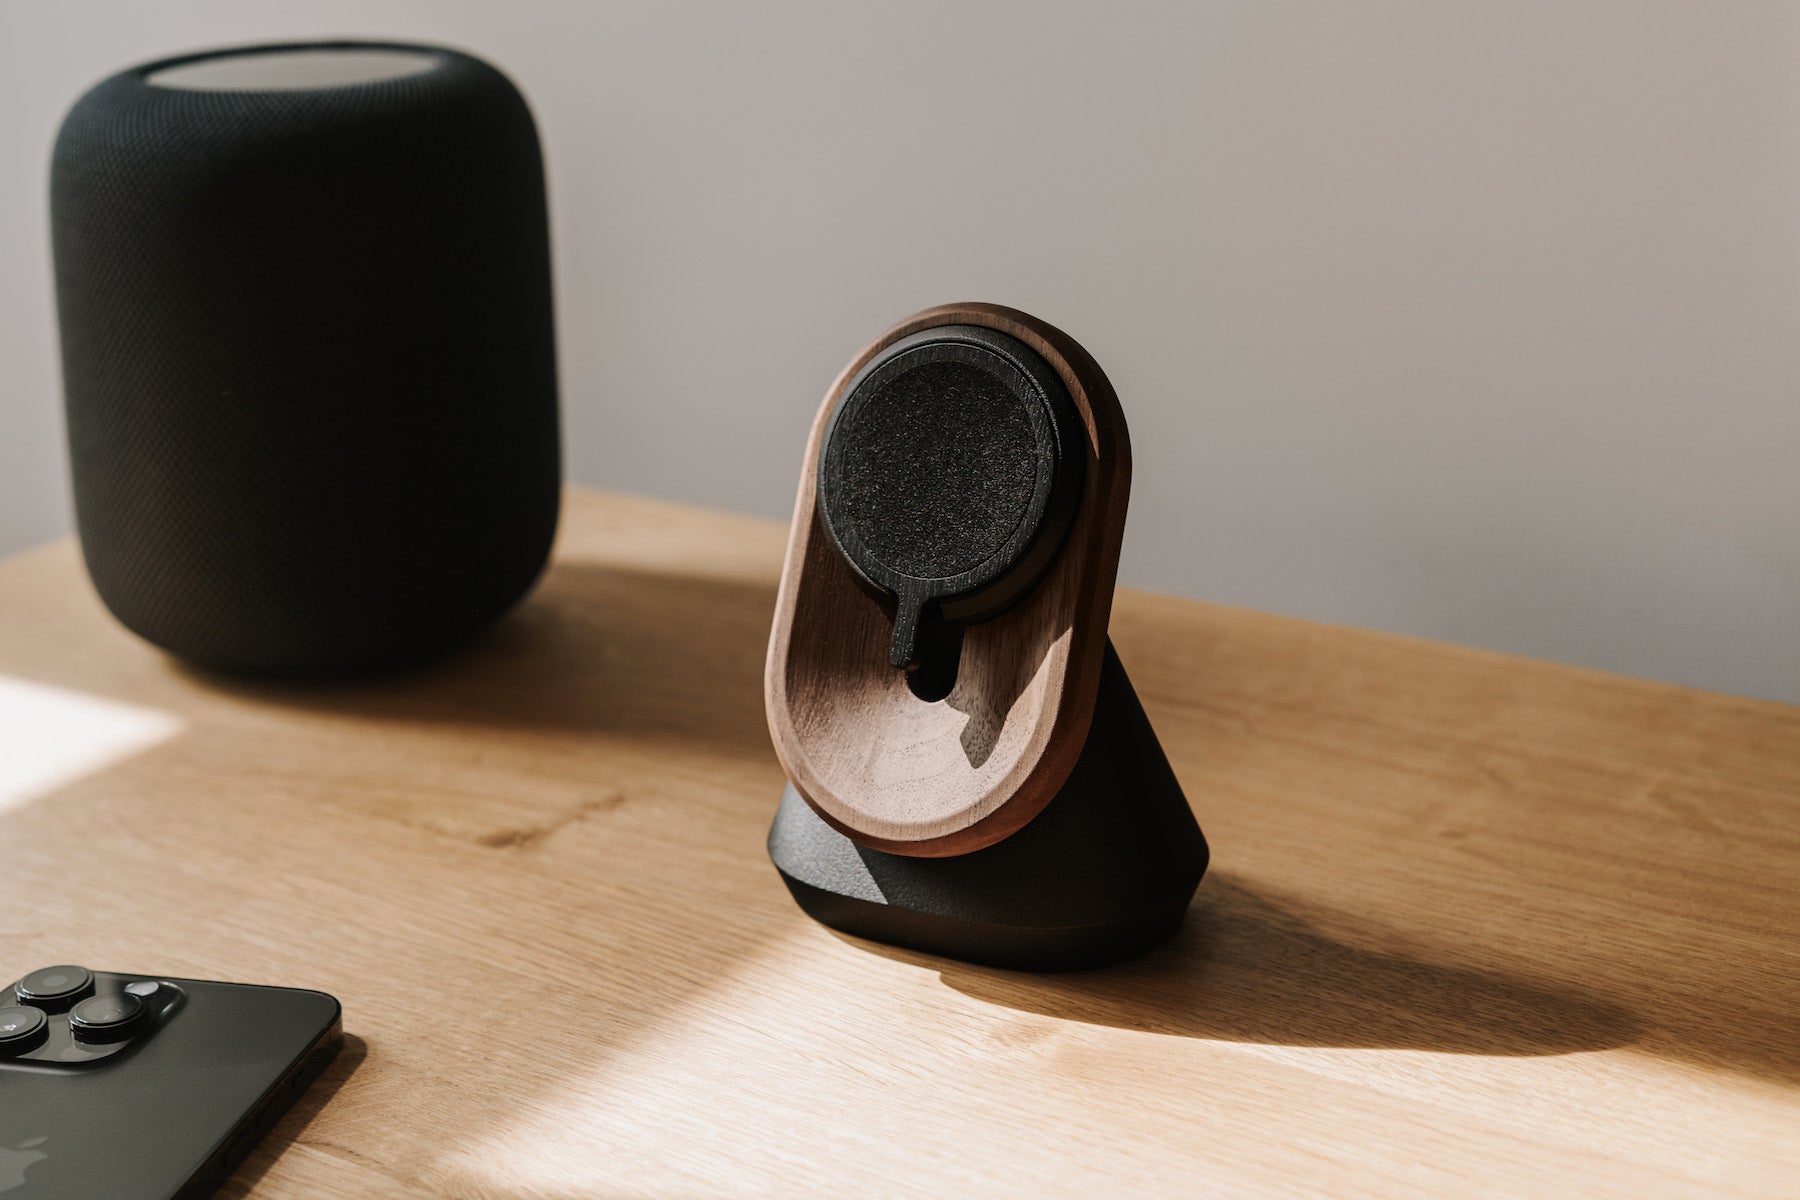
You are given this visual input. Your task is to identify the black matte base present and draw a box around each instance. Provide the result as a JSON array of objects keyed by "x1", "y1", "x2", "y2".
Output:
[{"x1": 769, "y1": 641, "x2": 1207, "y2": 971}]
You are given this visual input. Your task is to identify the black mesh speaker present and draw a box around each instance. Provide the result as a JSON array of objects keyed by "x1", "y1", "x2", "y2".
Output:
[{"x1": 51, "y1": 41, "x2": 561, "y2": 674}]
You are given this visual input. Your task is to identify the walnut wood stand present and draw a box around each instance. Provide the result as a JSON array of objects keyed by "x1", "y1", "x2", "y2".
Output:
[
  {"x1": 766, "y1": 302, "x2": 1209, "y2": 969},
  {"x1": 769, "y1": 639, "x2": 1206, "y2": 970}
]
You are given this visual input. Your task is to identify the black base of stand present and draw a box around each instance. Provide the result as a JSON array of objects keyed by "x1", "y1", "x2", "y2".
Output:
[{"x1": 769, "y1": 641, "x2": 1207, "y2": 971}]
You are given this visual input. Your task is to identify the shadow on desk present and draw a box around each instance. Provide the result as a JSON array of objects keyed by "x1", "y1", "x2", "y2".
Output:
[
  {"x1": 173, "y1": 560, "x2": 778, "y2": 755},
  {"x1": 223, "y1": 1033, "x2": 367, "y2": 1199},
  {"x1": 866, "y1": 875, "x2": 1641, "y2": 1057}
]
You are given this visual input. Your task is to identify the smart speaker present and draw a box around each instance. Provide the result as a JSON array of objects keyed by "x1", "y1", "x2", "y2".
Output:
[
  {"x1": 51, "y1": 42, "x2": 561, "y2": 674},
  {"x1": 765, "y1": 302, "x2": 1208, "y2": 970}
]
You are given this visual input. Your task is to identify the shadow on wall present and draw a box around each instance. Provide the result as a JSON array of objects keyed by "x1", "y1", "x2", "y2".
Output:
[{"x1": 863, "y1": 874, "x2": 1641, "y2": 1057}]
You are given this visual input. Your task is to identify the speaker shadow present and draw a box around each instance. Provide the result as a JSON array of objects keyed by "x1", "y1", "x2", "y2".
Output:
[
  {"x1": 170, "y1": 560, "x2": 778, "y2": 753},
  {"x1": 863, "y1": 875, "x2": 1641, "y2": 1056}
]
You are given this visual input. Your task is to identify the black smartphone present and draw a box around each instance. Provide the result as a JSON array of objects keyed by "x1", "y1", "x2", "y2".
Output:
[{"x1": 0, "y1": 965, "x2": 342, "y2": 1199}]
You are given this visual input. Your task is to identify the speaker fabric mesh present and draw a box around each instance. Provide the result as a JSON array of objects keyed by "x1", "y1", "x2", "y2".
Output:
[
  {"x1": 52, "y1": 43, "x2": 561, "y2": 672},
  {"x1": 829, "y1": 357, "x2": 1039, "y2": 579},
  {"x1": 815, "y1": 324, "x2": 1087, "y2": 675}
]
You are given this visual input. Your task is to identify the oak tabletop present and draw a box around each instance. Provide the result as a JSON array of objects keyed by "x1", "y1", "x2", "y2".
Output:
[{"x1": 0, "y1": 488, "x2": 1794, "y2": 1199}]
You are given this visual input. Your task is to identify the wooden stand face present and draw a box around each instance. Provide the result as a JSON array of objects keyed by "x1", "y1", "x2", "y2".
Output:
[{"x1": 764, "y1": 303, "x2": 1132, "y2": 857}]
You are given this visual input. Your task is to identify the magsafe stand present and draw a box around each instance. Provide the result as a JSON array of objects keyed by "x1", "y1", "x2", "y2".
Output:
[
  {"x1": 769, "y1": 640, "x2": 1207, "y2": 971},
  {"x1": 764, "y1": 302, "x2": 1208, "y2": 971}
]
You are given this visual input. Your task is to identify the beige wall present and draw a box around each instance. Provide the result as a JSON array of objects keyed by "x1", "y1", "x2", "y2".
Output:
[{"x1": 2, "y1": 1, "x2": 1795, "y2": 702}]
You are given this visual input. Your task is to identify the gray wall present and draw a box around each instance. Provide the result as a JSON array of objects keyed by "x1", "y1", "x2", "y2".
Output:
[{"x1": 2, "y1": 1, "x2": 1796, "y2": 703}]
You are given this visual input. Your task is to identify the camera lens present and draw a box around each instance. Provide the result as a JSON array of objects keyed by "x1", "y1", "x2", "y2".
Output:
[
  {"x1": 69, "y1": 992, "x2": 146, "y2": 1043},
  {"x1": 16, "y1": 965, "x2": 94, "y2": 1011},
  {"x1": 0, "y1": 1006, "x2": 48, "y2": 1057}
]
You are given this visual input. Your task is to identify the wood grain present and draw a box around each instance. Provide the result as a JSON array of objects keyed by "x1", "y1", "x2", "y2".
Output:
[
  {"x1": 0, "y1": 487, "x2": 1795, "y2": 1199},
  {"x1": 765, "y1": 302, "x2": 1131, "y2": 856}
]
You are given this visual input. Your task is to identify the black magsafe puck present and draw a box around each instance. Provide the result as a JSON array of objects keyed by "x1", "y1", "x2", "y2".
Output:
[{"x1": 817, "y1": 325, "x2": 1085, "y2": 683}]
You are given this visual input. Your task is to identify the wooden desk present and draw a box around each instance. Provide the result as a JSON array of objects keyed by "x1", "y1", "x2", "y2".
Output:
[{"x1": 0, "y1": 489, "x2": 1793, "y2": 1198}]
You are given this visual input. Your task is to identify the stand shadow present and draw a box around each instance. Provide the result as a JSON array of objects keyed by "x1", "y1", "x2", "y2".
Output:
[
  {"x1": 222, "y1": 1033, "x2": 367, "y2": 1198},
  {"x1": 172, "y1": 560, "x2": 778, "y2": 754},
  {"x1": 944, "y1": 611, "x2": 1062, "y2": 770},
  {"x1": 875, "y1": 875, "x2": 1641, "y2": 1056}
]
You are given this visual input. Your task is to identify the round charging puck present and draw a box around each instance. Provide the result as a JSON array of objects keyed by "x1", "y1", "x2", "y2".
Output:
[{"x1": 817, "y1": 325, "x2": 1084, "y2": 678}]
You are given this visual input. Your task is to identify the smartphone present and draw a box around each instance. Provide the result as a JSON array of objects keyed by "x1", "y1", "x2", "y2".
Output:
[{"x1": 0, "y1": 965, "x2": 342, "y2": 1199}]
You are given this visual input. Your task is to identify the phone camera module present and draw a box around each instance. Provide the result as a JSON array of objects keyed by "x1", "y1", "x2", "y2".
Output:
[
  {"x1": 69, "y1": 992, "x2": 147, "y2": 1044},
  {"x1": 0, "y1": 1006, "x2": 48, "y2": 1057},
  {"x1": 15, "y1": 965, "x2": 95, "y2": 1012}
]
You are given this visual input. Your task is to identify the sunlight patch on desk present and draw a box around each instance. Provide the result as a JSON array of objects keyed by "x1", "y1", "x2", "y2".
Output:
[
  {"x1": 0, "y1": 676, "x2": 183, "y2": 811},
  {"x1": 431, "y1": 922, "x2": 1796, "y2": 1197},
  {"x1": 432, "y1": 925, "x2": 879, "y2": 1196}
]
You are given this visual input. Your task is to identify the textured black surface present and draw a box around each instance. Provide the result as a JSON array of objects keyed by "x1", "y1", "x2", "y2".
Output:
[
  {"x1": 770, "y1": 643, "x2": 1208, "y2": 971},
  {"x1": 52, "y1": 42, "x2": 561, "y2": 673},
  {"x1": 830, "y1": 359, "x2": 1038, "y2": 578},
  {"x1": 817, "y1": 325, "x2": 1085, "y2": 673}
]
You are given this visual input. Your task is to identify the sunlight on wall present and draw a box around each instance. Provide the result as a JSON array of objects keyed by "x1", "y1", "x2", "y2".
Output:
[{"x1": 0, "y1": 676, "x2": 182, "y2": 811}]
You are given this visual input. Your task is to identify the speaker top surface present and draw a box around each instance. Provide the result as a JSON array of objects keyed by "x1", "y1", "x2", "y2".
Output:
[
  {"x1": 54, "y1": 41, "x2": 526, "y2": 175},
  {"x1": 145, "y1": 46, "x2": 442, "y2": 91}
]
